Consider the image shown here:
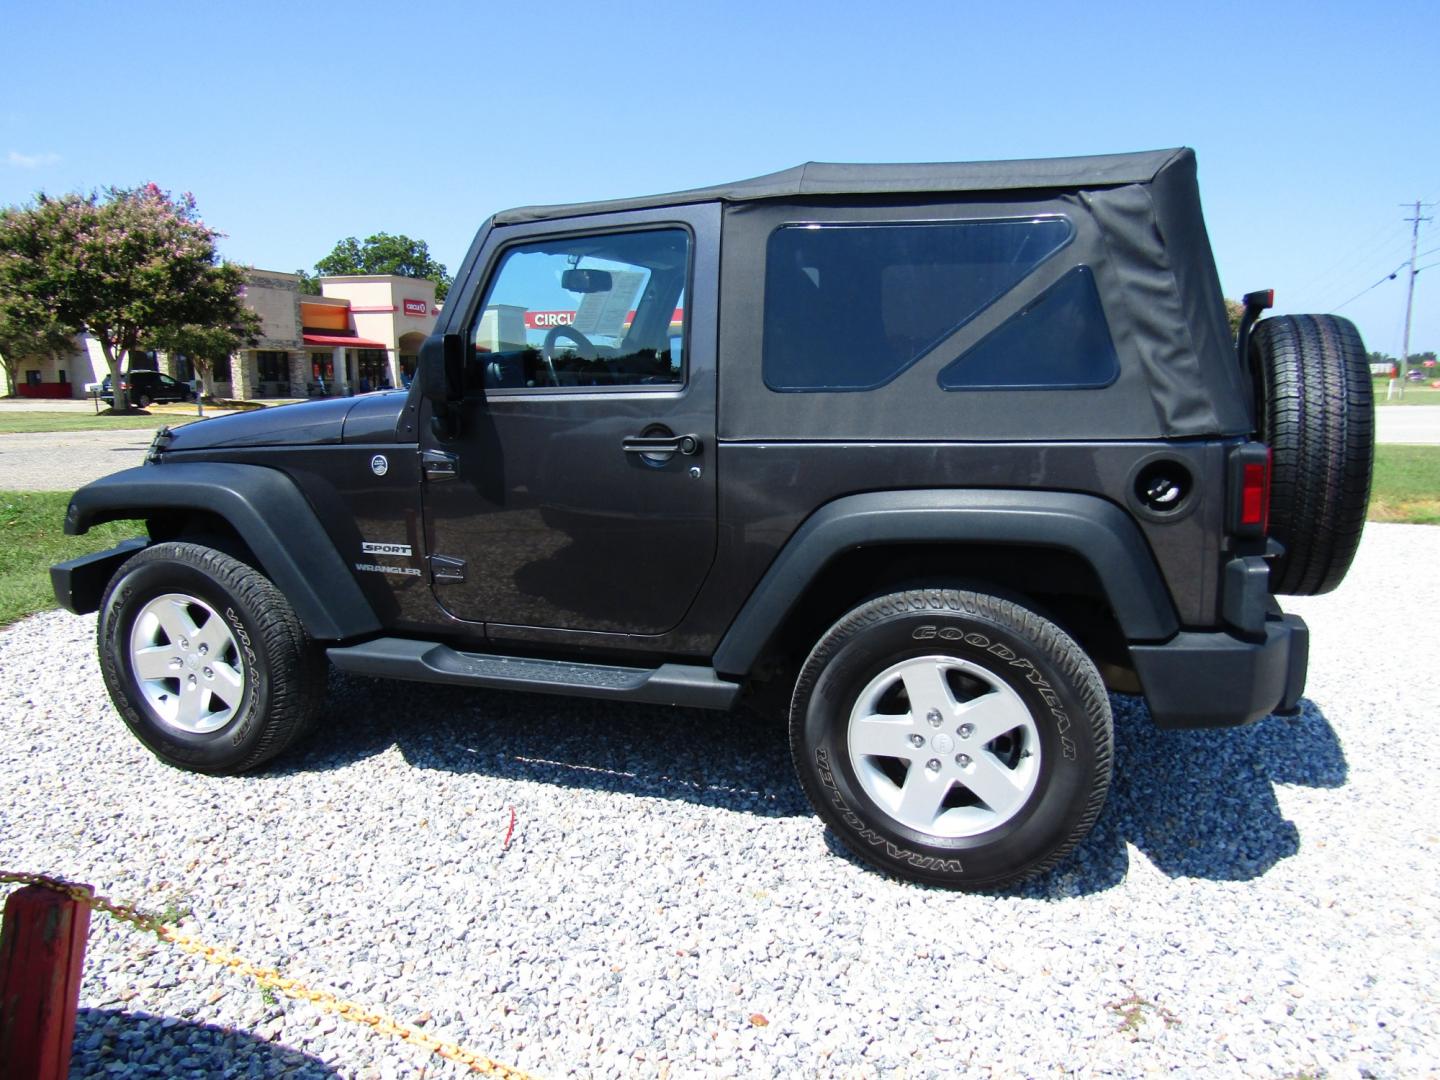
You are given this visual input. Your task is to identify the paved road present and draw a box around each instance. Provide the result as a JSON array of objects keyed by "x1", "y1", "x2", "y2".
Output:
[
  {"x1": 0, "y1": 429, "x2": 156, "y2": 491},
  {"x1": 1375, "y1": 405, "x2": 1440, "y2": 445}
]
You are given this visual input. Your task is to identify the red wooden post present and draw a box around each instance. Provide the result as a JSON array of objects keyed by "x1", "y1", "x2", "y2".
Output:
[{"x1": 0, "y1": 884, "x2": 91, "y2": 1080}]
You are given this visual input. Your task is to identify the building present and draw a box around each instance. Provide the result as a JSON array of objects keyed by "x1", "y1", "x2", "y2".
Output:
[{"x1": 0, "y1": 270, "x2": 439, "y2": 399}]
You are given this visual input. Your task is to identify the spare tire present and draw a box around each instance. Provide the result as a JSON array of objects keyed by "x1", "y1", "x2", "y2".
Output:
[{"x1": 1250, "y1": 314, "x2": 1373, "y2": 595}]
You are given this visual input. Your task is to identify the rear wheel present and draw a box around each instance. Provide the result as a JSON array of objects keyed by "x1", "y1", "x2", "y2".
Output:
[
  {"x1": 789, "y1": 588, "x2": 1112, "y2": 890},
  {"x1": 98, "y1": 542, "x2": 326, "y2": 774},
  {"x1": 1250, "y1": 314, "x2": 1373, "y2": 595}
]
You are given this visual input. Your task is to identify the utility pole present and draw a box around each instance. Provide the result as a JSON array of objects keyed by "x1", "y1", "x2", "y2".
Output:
[{"x1": 1393, "y1": 200, "x2": 1434, "y2": 400}]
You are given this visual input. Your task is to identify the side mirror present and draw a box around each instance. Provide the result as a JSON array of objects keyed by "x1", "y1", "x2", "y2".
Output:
[{"x1": 418, "y1": 333, "x2": 464, "y2": 404}]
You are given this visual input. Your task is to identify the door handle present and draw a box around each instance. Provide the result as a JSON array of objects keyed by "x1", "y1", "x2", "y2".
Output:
[{"x1": 622, "y1": 433, "x2": 701, "y2": 457}]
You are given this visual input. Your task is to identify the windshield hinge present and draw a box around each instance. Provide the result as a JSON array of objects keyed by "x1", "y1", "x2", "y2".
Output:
[{"x1": 422, "y1": 449, "x2": 458, "y2": 482}]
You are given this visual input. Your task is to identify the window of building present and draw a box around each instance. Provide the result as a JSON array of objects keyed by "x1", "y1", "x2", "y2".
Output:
[
  {"x1": 937, "y1": 266, "x2": 1119, "y2": 391},
  {"x1": 357, "y1": 350, "x2": 389, "y2": 392},
  {"x1": 213, "y1": 355, "x2": 232, "y2": 383},
  {"x1": 257, "y1": 351, "x2": 288, "y2": 383},
  {"x1": 762, "y1": 218, "x2": 1073, "y2": 392},
  {"x1": 310, "y1": 353, "x2": 333, "y2": 386},
  {"x1": 471, "y1": 227, "x2": 689, "y2": 391}
]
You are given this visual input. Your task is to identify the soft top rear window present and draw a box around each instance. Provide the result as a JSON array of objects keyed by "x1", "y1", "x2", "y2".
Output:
[{"x1": 762, "y1": 217, "x2": 1073, "y2": 392}]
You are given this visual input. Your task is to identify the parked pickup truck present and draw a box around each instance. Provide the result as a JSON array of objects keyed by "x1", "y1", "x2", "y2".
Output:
[{"x1": 52, "y1": 148, "x2": 1372, "y2": 889}]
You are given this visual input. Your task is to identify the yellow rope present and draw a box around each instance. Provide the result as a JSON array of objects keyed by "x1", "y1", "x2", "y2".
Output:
[{"x1": 0, "y1": 870, "x2": 536, "y2": 1079}]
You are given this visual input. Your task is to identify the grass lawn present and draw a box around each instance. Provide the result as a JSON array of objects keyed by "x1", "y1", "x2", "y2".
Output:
[
  {"x1": 0, "y1": 491, "x2": 140, "y2": 627},
  {"x1": 1369, "y1": 444, "x2": 1440, "y2": 524},
  {"x1": 0, "y1": 410, "x2": 200, "y2": 434}
]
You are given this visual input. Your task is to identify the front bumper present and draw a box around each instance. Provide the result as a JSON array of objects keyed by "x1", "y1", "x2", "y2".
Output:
[
  {"x1": 1129, "y1": 612, "x2": 1308, "y2": 729},
  {"x1": 50, "y1": 539, "x2": 149, "y2": 616}
]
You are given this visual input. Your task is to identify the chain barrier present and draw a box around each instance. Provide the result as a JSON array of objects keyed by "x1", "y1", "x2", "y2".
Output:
[{"x1": 0, "y1": 870, "x2": 535, "y2": 1080}]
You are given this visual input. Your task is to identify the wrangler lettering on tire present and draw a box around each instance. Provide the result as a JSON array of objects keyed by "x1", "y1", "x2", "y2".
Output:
[{"x1": 790, "y1": 589, "x2": 1112, "y2": 890}]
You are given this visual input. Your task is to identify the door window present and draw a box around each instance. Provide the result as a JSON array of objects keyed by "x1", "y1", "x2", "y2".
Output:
[{"x1": 471, "y1": 228, "x2": 690, "y2": 391}]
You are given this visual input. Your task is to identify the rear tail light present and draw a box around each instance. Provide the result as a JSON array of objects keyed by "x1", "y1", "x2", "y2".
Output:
[{"x1": 1229, "y1": 444, "x2": 1271, "y2": 538}]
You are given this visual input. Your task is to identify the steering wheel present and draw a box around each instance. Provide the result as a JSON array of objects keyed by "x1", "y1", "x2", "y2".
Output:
[{"x1": 541, "y1": 324, "x2": 597, "y2": 385}]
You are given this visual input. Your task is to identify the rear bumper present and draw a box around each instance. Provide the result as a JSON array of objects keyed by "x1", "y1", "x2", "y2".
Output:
[
  {"x1": 50, "y1": 539, "x2": 149, "y2": 615},
  {"x1": 1129, "y1": 612, "x2": 1308, "y2": 729}
]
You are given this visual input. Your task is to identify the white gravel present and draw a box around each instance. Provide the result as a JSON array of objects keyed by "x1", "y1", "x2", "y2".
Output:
[{"x1": 2, "y1": 524, "x2": 1437, "y2": 1079}]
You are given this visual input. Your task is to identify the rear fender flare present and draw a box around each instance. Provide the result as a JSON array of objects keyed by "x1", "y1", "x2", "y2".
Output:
[{"x1": 712, "y1": 489, "x2": 1179, "y2": 677}]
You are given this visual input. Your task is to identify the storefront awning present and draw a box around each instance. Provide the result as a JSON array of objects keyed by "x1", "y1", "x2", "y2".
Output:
[{"x1": 303, "y1": 333, "x2": 390, "y2": 349}]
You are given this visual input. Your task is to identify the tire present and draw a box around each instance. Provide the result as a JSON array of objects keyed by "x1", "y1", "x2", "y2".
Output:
[
  {"x1": 138, "y1": 393, "x2": 152, "y2": 408},
  {"x1": 1250, "y1": 314, "x2": 1373, "y2": 595},
  {"x1": 789, "y1": 589, "x2": 1112, "y2": 890},
  {"x1": 97, "y1": 542, "x2": 327, "y2": 774}
]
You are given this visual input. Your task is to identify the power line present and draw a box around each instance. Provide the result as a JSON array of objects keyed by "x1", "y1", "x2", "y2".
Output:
[
  {"x1": 1334, "y1": 260, "x2": 1409, "y2": 311},
  {"x1": 1295, "y1": 220, "x2": 1412, "y2": 298}
]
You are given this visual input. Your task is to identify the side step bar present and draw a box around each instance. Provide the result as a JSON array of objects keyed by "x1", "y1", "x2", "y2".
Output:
[{"x1": 326, "y1": 637, "x2": 741, "y2": 710}]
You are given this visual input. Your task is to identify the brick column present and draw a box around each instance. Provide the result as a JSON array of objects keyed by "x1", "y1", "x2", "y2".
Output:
[
  {"x1": 288, "y1": 350, "x2": 308, "y2": 397},
  {"x1": 232, "y1": 350, "x2": 257, "y2": 400}
]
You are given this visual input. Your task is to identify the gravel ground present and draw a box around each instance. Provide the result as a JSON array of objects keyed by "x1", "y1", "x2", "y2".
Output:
[{"x1": 1, "y1": 524, "x2": 1437, "y2": 1079}]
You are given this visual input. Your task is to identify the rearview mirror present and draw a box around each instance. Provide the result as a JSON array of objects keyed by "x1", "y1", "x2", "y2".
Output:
[{"x1": 561, "y1": 268, "x2": 613, "y2": 294}]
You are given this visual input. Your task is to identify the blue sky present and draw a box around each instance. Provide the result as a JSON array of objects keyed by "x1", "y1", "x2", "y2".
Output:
[{"x1": 3, "y1": 0, "x2": 1436, "y2": 357}]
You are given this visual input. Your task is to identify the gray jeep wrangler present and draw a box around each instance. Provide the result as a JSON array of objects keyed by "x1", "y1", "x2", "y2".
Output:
[{"x1": 52, "y1": 148, "x2": 1372, "y2": 889}]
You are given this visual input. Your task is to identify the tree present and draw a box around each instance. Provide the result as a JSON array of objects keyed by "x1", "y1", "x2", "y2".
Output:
[
  {"x1": 313, "y1": 232, "x2": 452, "y2": 300},
  {"x1": 1224, "y1": 298, "x2": 1244, "y2": 338},
  {"x1": 294, "y1": 268, "x2": 321, "y2": 296},
  {"x1": 0, "y1": 294, "x2": 73, "y2": 398},
  {"x1": 0, "y1": 184, "x2": 255, "y2": 412},
  {"x1": 153, "y1": 317, "x2": 259, "y2": 403}
]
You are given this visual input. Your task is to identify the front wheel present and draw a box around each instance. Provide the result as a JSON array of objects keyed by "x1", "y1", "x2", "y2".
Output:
[
  {"x1": 97, "y1": 542, "x2": 326, "y2": 774},
  {"x1": 789, "y1": 589, "x2": 1112, "y2": 890}
]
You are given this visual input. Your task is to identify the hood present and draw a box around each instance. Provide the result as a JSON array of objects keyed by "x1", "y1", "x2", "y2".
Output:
[{"x1": 162, "y1": 395, "x2": 394, "y2": 452}]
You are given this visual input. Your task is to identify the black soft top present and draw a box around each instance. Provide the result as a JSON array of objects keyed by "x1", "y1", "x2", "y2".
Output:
[
  {"x1": 496, "y1": 148, "x2": 1188, "y2": 225},
  {"x1": 481, "y1": 148, "x2": 1249, "y2": 440}
]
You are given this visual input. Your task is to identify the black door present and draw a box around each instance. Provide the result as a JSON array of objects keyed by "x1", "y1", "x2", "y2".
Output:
[{"x1": 420, "y1": 204, "x2": 720, "y2": 637}]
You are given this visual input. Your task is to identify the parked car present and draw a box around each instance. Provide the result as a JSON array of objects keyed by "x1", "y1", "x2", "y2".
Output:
[
  {"x1": 100, "y1": 370, "x2": 196, "y2": 407},
  {"x1": 52, "y1": 148, "x2": 1374, "y2": 890}
]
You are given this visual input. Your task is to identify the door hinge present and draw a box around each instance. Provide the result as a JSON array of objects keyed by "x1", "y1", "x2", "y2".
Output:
[
  {"x1": 422, "y1": 449, "x2": 458, "y2": 482},
  {"x1": 429, "y1": 555, "x2": 467, "y2": 584}
]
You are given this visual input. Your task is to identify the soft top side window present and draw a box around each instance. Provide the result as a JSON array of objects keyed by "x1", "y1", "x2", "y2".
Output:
[
  {"x1": 762, "y1": 217, "x2": 1072, "y2": 392},
  {"x1": 938, "y1": 265, "x2": 1120, "y2": 391},
  {"x1": 470, "y1": 227, "x2": 690, "y2": 392}
]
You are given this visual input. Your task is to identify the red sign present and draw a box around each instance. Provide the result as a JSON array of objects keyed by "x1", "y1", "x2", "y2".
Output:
[
  {"x1": 523, "y1": 309, "x2": 684, "y2": 330},
  {"x1": 524, "y1": 310, "x2": 577, "y2": 329},
  {"x1": 402, "y1": 298, "x2": 429, "y2": 317}
]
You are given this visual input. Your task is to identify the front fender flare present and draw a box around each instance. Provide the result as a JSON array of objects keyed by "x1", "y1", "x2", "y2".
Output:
[
  {"x1": 712, "y1": 488, "x2": 1180, "y2": 677},
  {"x1": 65, "y1": 463, "x2": 380, "y2": 641}
]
